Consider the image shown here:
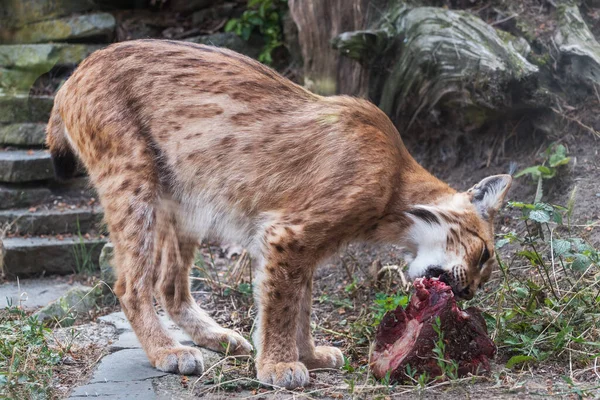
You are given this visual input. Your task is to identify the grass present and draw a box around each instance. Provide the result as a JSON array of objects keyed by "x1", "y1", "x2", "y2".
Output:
[
  {"x1": 72, "y1": 219, "x2": 99, "y2": 275},
  {"x1": 0, "y1": 303, "x2": 61, "y2": 399}
]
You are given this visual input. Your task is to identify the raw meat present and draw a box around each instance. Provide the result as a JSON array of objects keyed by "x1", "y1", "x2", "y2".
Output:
[{"x1": 370, "y1": 278, "x2": 496, "y2": 382}]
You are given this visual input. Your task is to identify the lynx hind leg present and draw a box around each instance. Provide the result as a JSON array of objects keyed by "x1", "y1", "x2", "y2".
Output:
[
  {"x1": 153, "y1": 207, "x2": 252, "y2": 356},
  {"x1": 296, "y1": 277, "x2": 344, "y2": 370},
  {"x1": 100, "y1": 192, "x2": 203, "y2": 375}
]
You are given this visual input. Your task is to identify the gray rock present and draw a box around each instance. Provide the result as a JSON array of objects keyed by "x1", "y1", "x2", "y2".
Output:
[
  {"x1": 91, "y1": 348, "x2": 168, "y2": 382},
  {"x1": 0, "y1": 123, "x2": 46, "y2": 146},
  {"x1": 98, "y1": 311, "x2": 132, "y2": 332},
  {"x1": 0, "y1": 278, "x2": 91, "y2": 309},
  {"x1": 0, "y1": 206, "x2": 104, "y2": 235},
  {"x1": 0, "y1": 238, "x2": 3, "y2": 278},
  {"x1": 69, "y1": 379, "x2": 157, "y2": 399},
  {"x1": 34, "y1": 285, "x2": 100, "y2": 326},
  {"x1": 191, "y1": 2, "x2": 235, "y2": 25},
  {"x1": 0, "y1": 68, "x2": 41, "y2": 92},
  {"x1": 185, "y1": 32, "x2": 262, "y2": 59},
  {"x1": 334, "y1": 6, "x2": 539, "y2": 130},
  {"x1": 554, "y1": 4, "x2": 600, "y2": 87},
  {"x1": 0, "y1": 184, "x2": 51, "y2": 210},
  {"x1": 99, "y1": 242, "x2": 115, "y2": 285},
  {"x1": 99, "y1": 241, "x2": 117, "y2": 301},
  {"x1": 2, "y1": 236, "x2": 106, "y2": 276},
  {"x1": 0, "y1": 150, "x2": 54, "y2": 183},
  {"x1": 170, "y1": 0, "x2": 213, "y2": 13},
  {"x1": 0, "y1": 94, "x2": 54, "y2": 123},
  {"x1": 0, "y1": 0, "x2": 96, "y2": 29},
  {"x1": 0, "y1": 13, "x2": 115, "y2": 44},
  {"x1": 72, "y1": 311, "x2": 225, "y2": 399},
  {"x1": 0, "y1": 44, "x2": 102, "y2": 71}
]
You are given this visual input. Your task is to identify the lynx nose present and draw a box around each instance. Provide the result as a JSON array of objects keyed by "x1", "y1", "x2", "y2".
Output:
[{"x1": 425, "y1": 266, "x2": 445, "y2": 279}]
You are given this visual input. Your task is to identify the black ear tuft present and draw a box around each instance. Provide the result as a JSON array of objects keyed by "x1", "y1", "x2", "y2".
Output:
[{"x1": 407, "y1": 207, "x2": 440, "y2": 225}]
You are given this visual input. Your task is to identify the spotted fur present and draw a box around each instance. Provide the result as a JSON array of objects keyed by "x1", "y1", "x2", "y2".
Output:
[{"x1": 46, "y1": 40, "x2": 511, "y2": 389}]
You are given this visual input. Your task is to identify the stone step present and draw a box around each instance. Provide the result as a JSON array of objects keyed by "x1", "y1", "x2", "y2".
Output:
[
  {"x1": 0, "y1": 13, "x2": 116, "y2": 44},
  {"x1": 0, "y1": 183, "x2": 52, "y2": 209},
  {"x1": 0, "y1": 123, "x2": 46, "y2": 146},
  {"x1": 2, "y1": 236, "x2": 107, "y2": 277},
  {"x1": 0, "y1": 94, "x2": 54, "y2": 123},
  {"x1": 0, "y1": 43, "x2": 102, "y2": 71},
  {"x1": 0, "y1": 206, "x2": 103, "y2": 235},
  {"x1": 0, "y1": 0, "x2": 96, "y2": 29},
  {"x1": 0, "y1": 150, "x2": 54, "y2": 183}
]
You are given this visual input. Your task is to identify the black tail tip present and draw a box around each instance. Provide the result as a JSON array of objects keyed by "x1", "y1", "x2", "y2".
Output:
[{"x1": 51, "y1": 151, "x2": 78, "y2": 181}]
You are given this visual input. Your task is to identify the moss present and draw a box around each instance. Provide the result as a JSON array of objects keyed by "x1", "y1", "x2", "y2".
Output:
[
  {"x1": 0, "y1": 13, "x2": 115, "y2": 44},
  {"x1": 0, "y1": 0, "x2": 95, "y2": 29},
  {"x1": 530, "y1": 53, "x2": 551, "y2": 67},
  {"x1": 0, "y1": 68, "x2": 40, "y2": 92}
]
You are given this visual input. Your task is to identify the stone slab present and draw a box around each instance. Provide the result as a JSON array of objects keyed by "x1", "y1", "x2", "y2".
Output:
[
  {"x1": 69, "y1": 379, "x2": 156, "y2": 399},
  {"x1": 0, "y1": 68, "x2": 41, "y2": 92},
  {"x1": 0, "y1": 150, "x2": 53, "y2": 183},
  {"x1": 0, "y1": 123, "x2": 46, "y2": 146},
  {"x1": 0, "y1": 184, "x2": 51, "y2": 209},
  {"x1": 0, "y1": 94, "x2": 54, "y2": 123},
  {"x1": 0, "y1": 0, "x2": 96, "y2": 29},
  {"x1": 0, "y1": 277, "x2": 88, "y2": 309},
  {"x1": 71, "y1": 311, "x2": 223, "y2": 399},
  {"x1": 92, "y1": 348, "x2": 170, "y2": 383},
  {"x1": 34, "y1": 285, "x2": 100, "y2": 325},
  {"x1": 0, "y1": 44, "x2": 102, "y2": 71},
  {"x1": 2, "y1": 236, "x2": 106, "y2": 276},
  {"x1": 0, "y1": 206, "x2": 103, "y2": 235},
  {"x1": 0, "y1": 13, "x2": 115, "y2": 44}
]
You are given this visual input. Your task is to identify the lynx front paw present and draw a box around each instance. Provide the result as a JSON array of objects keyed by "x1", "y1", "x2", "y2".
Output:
[
  {"x1": 153, "y1": 346, "x2": 204, "y2": 375},
  {"x1": 301, "y1": 346, "x2": 344, "y2": 370},
  {"x1": 257, "y1": 361, "x2": 310, "y2": 389},
  {"x1": 193, "y1": 327, "x2": 253, "y2": 355}
]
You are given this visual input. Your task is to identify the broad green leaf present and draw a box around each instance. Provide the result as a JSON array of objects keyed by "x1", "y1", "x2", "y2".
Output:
[
  {"x1": 550, "y1": 156, "x2": 570, "y2": 168},
  {"x1": 534, "y1": 203, "x2": 554, "y2": 212},
  {"x1": 571, "y1": 254, "x2": 592, "y2": 271},
  {"x1": 528, "y1": 209, "x2": 551, "y2": 223},
  {"x1": 514, "y1": 286, "x2": 529, "y2": 298},
  {"x1": 248, "y1": 15, "x2": 264, "y2": 26},
  {"x1": 537, "y1": 165, "x2": 552, "y2": 175},
  {"x1": 553, "y1": 211, "x2": 563, "y2": 224},
  {"x1": 552, "y1": 239, "x2": 571, "y2": 256},
  {"x1": 496, "y1": 238, "x2": 511, "y2": 249},
  {"x1": 224, "y1": 19, "x2": 239, "y2": 32},
  {"x1": 241, "y1": 25, "x2": 253, "y2": 40},
  {"x1": 515, "y1": 166, "x2": 542, "y2": 178}
]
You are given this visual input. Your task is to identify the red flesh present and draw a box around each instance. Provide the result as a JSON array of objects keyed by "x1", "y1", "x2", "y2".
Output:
[{"x1": 370, "y1": 278, "x2": 496, "y2": 382}]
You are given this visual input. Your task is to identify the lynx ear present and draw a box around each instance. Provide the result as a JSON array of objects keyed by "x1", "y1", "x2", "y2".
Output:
[{"x1": 467, "y1": 174, "x2": 512, "y2": 219}]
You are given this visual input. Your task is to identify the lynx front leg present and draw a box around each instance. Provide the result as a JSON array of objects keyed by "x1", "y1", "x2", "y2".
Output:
[
  {"x1": 254, "y1": 243, "x2": 315, "y2": 388},
  {"x1": 296, "y1": 277, "x2": 344, "y2": 370}
]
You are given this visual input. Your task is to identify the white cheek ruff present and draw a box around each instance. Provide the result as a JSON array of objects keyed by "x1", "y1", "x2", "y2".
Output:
[{"x1": 405, "y1": 207, "x2": 463, "y2": 279}]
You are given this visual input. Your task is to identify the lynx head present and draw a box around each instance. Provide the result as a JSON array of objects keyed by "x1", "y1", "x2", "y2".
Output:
[{"x1": 404, "y1": 175, "x2": 512, "y2": 299}]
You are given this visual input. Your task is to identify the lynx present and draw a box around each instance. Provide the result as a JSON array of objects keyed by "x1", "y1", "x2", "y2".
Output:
[{"x1": 46, "y1": 40, "x2": 511, "y2": 389}]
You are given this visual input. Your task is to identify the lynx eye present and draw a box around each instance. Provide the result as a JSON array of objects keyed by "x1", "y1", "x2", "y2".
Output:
[{"x1": 479, "y1": 247, "x2": 490, "y2": 266}]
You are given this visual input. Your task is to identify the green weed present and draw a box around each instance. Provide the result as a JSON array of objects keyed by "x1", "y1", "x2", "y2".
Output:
[
  {"x1": 431, "y1": 316, "x2": 460, "y2": 381},
  {"x1": 475, "y1": 145, "x2": 599, "y2": 373},
  {"x1": 225, "y1": 0, "x2": 287, "y2": 64},
  {"x1": 72, "y1": 219, "x2": 99, "y2": 275},
  {"x1": 0, "y1": 303, "x2": 61, "y2": 399},
  {"x1": 372, "y1": 291, "x2": 409, "y2": 326}
]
